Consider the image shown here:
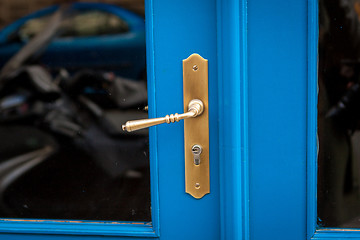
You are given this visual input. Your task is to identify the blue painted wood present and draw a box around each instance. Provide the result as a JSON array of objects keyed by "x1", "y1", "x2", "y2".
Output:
[
  {"x1": 217, "y1": 0, "x2": 249, "y2": 239},
  {"x1": 307, "y1": 0, "x2": 319, "y2": 239},
  {"x1": 0, "y1": 233, "x2": 156, "y2": 240},
  {"x1": 0, "y1": 220, "x2": 155, "y2": 237},
  {"x1": 247, "y1": 0, "x2": 308, "y2": 239},
  {"x1": 313, "y1": 229, "x2": 360, "y2": 239},
  {"x1": 145, "y1": 0, "x2": 160, "y2": 236},
  {"x1": 0, "y1": 0, "x2": 220, "y2": 238},
  {"x1": 153, "y1": 0, "x2": 220, "y2": 239},
  {"x1": 0, "y1": 0, "x2": 322, "y2": 239}
]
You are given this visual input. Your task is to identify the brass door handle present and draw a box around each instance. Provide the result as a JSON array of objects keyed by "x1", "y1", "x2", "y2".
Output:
[
  {"x1": 122, "y1": 99, "x2": 204, "y2": 132},
  {"x1": 122, "y1": 53, "x2": 209, "y2": 199}
]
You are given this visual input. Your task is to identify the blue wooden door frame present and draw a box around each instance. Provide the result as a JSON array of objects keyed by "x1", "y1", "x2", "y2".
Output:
[
  {"x1": 0, "y1": 0, "x2": 222, "y2": 239},
  {"x1": 220, "y1": 0, "x2": 308, "y2": 239},
  {"x1": 0, "y1": 0, "x2": 344, "y2": 239},
  {"x1": 237, "y1": 0, "x2": 360, "y2": 239}
]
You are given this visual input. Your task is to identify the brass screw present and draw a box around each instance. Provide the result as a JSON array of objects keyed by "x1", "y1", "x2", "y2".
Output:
[
  {"x1": 195, "y1": 183, "x2": 200, "y2": 189},
  {"x1": 192, "y1": 65, "x2": 198, "y2": 71}
]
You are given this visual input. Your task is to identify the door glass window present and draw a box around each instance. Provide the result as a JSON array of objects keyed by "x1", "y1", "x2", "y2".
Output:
[
  {"x1": 0, "y1": 0, "x2": 150, "y2": 222},
  {"x1": 318, "y1": 0, "x2": 360, "y2": 228},
  {"x1": 19, "y1": 10, "x2": 129, "y2": 40}
]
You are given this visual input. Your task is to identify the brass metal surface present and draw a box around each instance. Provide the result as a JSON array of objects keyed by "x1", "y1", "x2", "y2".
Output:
[
  {"x1": 183, "y1": 53, "x2": 209, "y2": 199},
  {"x1": 122, "y1": 99, "x2": 204, "y2": 132}
]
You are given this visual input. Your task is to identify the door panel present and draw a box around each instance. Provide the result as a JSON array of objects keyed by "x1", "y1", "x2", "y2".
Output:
[
  {"x1": 0, "y1": 0, "x2": 220, "y2": 239},
  {"x1": 247, "y1": 0, "x2": 360, "y2": 239},
  {"x1": 247, "y1": 0, "x2": 307, "y2": 239},
  {"x1": 152, "y1": 0, "x2": 220, "y2": 239}
]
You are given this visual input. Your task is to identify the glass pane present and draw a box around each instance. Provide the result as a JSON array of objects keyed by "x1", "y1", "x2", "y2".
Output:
[
  {"x1": 318, "y1": 0, "x2": 360, "y2": 228},
  {"x1": 0, "y1": 0, "x2": 150, "y2": 222}
]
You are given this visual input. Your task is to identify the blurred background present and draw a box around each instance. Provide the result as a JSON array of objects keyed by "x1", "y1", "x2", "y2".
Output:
[
  {"x1": 0, "y1": 0, "x2": 144, "y2": 29},
  {"x1": 0, "y1": 0, "x2": 150, "y2": 222}
]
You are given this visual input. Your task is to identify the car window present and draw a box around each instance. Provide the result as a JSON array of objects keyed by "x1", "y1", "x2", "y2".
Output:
[
  {"x1": 18, "y1": 15, "x2": 51, "y2": 40},
  {"x1": 60, "y1": 10, "x2": 129, "y2": 37},
  {"x1": 18, "y1": 9, "x2": 129, "y2": 40}
]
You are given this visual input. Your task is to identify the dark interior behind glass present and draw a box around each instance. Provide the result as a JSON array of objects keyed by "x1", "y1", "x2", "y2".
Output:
[
  {"x1": 319, "y1": 0, "x2": 360, "y2": 228},
  {"x1": 0, "y1": 0, "x2": 150, "y2": 222}
]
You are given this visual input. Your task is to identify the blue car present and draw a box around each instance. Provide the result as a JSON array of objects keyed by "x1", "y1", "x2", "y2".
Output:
[{"x1": 0, "y1": 3, "x2": 146, "y2": 80}]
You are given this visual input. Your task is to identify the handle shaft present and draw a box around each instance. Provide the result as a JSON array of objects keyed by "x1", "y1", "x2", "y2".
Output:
[{"x1": 122, "y1": 99, "x2": 204, "y2": 132}]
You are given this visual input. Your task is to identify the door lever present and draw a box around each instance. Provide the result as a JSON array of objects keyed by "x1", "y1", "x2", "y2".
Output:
[{"x1": 122, "y1": 99, "x2": 204, "y2": 132}]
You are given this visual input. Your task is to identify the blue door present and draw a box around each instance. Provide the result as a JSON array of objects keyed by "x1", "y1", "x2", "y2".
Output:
[
  {"x1": 2, "y1": 0, "x2": 350, "y2": 239},
  {"x1": 0, "y1": 0, "x2": 221, "y2": 239}
]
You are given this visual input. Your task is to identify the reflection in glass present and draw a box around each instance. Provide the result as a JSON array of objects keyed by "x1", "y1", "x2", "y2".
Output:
[
  {"x1": 0, "y1": 1, "x2": 150, "y2": 221},
  {"x1": 319, "y1": 0, "x2": 360, "y2": 227}
]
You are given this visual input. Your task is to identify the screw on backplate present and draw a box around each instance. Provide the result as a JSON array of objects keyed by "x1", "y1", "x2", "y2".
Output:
[
  {"x1": 192, "y1": 65, "x2": 198, "y2": 71},
  {"x1": 195, "y1": 183, "x2": 200, "y2": 189}
]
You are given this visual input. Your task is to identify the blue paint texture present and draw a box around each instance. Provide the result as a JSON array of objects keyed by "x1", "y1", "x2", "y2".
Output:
[{"x1": 248, "y1": 0, "x2": 307, "y2": 239}]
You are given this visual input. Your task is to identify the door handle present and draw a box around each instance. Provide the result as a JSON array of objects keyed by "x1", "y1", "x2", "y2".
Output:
[
  {"x1": 122, "y1": 53, "x2": 209, "y2": 199},
  {"x1": 122, "y1": 99, "x2": 204, "y2": 132}
]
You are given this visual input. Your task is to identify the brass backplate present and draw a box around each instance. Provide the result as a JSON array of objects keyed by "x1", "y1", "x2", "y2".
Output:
[{"x1": 183, "y1": 53, "x2": 209, "y2": 199}]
